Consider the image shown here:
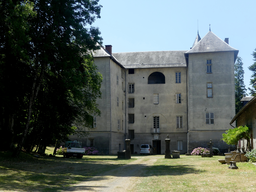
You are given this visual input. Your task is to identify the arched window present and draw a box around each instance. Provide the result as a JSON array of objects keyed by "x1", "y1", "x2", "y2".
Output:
[{"x1": 148, "y1": 72, "x2": 165, "y2": 84}]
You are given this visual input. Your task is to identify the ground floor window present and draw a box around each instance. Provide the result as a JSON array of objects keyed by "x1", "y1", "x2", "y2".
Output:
[
  {"x1": 177, "y1": 140, "x2": 183, "y2": 151},
  {"x1": 206, "y1": 112, "x2": 214, "y2": 124}
]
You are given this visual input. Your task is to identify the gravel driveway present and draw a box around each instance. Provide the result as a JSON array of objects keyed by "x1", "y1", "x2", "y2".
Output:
[{"x1": 64, "y1": 155, "x2": 160, "y2": 192}]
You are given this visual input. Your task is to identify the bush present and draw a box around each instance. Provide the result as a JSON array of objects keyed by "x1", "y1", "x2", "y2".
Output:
[
  {"x1": 56, "y1": 146, "x2": 64, "y2": 155},
  {"x1": 212, "y1": 147, "x2": 220, "y2": 155},
  {"x1": 191, "y1": 147, "x2": 210, "y2": 155},
  {"x1": 245, "y1": 149, "x2": 256, "y2": 162},
  {"x1": 84, "y1": 147, "x2": 99, "y2": 155}
]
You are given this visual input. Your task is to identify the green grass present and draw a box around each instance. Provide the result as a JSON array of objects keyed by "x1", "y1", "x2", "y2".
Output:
[
  {"x1": 132, "y1": 155, "x2": 256, "y2": 192},
  {"x1": 0, "y1": 149, "x2": 135, "y2": 192},
  {"x1": 1, "y1": 151, "x2": 256, "y2": 192}
]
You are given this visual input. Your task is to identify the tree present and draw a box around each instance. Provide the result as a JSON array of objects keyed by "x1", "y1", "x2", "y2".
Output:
[
  {"x1": 222, "y1": 125, "x2": 251, "y2": 150},
  {"x1": 234, "y1": 57, "x2": 247, "y2": 113},
  {"x1": 0, "y1": 0, "x2": 103, "y2": 155},
  {"x1": 248, "y1": 49, "x2": 256, "y2": 96}
]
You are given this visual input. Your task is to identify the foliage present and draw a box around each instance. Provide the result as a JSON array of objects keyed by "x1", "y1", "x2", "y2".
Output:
[
  {"x1": 56, "y1": 146, "x2": 64, "y2": 155},
  {"x1": 222, "y1": 125, "x2": 250, "y2": 146},
  {"x1": 212, "y1": 147, "x2": 220, "y2": 155},
  {"x1": 191, "y1": 147, "x2": 210, "y2": 155},
  {"x1": 0, "y1": 0, "x2": 103, "y2": 155},
  {"x1": 234, "y1": 57, "x2": 247, "y2": 113},
  {"x1": 248, "y1": 49, "x2": 256, "y2": 96},
  {"x1": 84, "y1": 147, "x2": 99, "y2": 155},
  {"x1": 245, "y1": 149, "x2": 256, "y2": 162}
]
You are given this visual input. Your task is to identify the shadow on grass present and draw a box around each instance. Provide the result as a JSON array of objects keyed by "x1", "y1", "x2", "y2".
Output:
[{"x1": 0, "y1": 152, "x2": 202, "y2": 191}]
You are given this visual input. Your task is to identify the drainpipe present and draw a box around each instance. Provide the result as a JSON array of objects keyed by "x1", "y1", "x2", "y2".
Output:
[{"x1": 124, "y1": 69, "x2": 127, "y2": 149}]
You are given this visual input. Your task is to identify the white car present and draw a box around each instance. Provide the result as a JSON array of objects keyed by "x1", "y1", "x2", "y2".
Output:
[{"x1": 140, "y1": 144, "x2": 153, "y2": 155}]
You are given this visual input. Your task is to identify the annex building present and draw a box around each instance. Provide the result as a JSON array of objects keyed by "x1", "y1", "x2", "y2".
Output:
[{"x1": 79, "y1": 31, "x2": 238, "y2": 154}]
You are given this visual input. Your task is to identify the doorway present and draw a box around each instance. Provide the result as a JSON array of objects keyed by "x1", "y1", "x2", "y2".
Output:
[
  {"x1": 153, "y1": 140, "x2": 161, "y2": 154},
  {"x1": 130, "y1": 144, "x2": 134, "y2": 154}
]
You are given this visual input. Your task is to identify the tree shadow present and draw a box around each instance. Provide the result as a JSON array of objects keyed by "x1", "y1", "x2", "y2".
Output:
[{"x1": 0, "y1": 154, "x2": 204, "y2": 191}]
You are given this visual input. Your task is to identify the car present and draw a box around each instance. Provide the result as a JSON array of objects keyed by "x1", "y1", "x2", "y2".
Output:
[{"x1": 140, "y1": 144, "x2": 153, "y2": 155}]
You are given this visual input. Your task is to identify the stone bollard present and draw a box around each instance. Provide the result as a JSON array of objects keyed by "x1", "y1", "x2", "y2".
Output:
[
  {"x1": 125, "y1": 139, "x2": 131, "y2": 159},
  {"x1": 165, "y1": 135, "x2": 171, "y2": 158}
]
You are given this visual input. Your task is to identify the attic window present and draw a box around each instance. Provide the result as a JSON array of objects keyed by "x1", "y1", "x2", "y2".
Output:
[{"x1": 129, "y1": 69, "x2": 134, "y2": 74}]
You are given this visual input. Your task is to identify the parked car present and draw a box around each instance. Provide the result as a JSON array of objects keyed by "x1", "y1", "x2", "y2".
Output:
[{"x1": 140, "y1": 144, "x2": 153, "y2": 155}]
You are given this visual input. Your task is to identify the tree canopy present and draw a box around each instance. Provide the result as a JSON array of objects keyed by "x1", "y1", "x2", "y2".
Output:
[
  {"x1": 248, "y1": 49, "x2": 256, "y2": 96},
  {"x1": 0, "y1": 0, "x2": 103, "y2": 155},
  {"x1": 234, "y1": 57, "x2": 246, "y2": 113}
]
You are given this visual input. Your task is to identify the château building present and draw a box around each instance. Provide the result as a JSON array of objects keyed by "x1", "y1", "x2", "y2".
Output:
[{"x1": 76, "y1": 31, "x2": 238, "y2": 154}]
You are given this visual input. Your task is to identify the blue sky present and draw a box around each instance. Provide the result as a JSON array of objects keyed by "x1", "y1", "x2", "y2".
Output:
[{"x1": 94, "y1": 0, "x2": 256, "y2": 94}]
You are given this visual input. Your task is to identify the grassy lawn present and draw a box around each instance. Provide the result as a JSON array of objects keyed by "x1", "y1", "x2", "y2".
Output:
[
  {"x1": 0, "y1": 148, "x2": 135, "y2": 192},
  {"x1": 1, "y1": 150, "x2": 256, "y2": 192},
  {"x1": 133, "y1": 155, "x2": 256, "y2": 192}
]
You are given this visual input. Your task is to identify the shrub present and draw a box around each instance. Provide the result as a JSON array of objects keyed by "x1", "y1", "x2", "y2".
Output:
[
  {"x1": 191, "y1": 147, "x2": 210, "y2": 155},
  {"x1": 84, "y1": 147, "x2": 99, "y2": 155},
  {"x1": 56, "y1": 146, "x2": 64, "y2": 155},
  {"x1": 245, "y1": 149, "x2": 256, "y2": 162},
  {"x1": 212, "y1": 147, "x2": 220, "y2": 155}
]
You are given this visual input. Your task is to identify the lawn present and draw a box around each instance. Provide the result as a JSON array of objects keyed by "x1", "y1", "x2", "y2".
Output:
[
  {"x1": 0, "y1": 148, "x2": 135, "y2": 192},
  {"x1": 132, "y1": 155, "x2": 256, "y2": 192},
  {"x1": 1, "y1": 149, "x2": 256, "y2": 192}
]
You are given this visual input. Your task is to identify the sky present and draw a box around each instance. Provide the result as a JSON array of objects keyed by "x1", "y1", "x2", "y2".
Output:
[{"x1": 93, "y1": 0, "x2": 256, "y2": 95}]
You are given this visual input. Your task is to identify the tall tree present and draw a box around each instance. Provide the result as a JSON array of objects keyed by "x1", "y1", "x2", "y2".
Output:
[
  {"x1": 234, "y1": 57, "x2": 247, "y2": 113},
  {"x1": 248, "y1": 49, "x2": 256, "y2": 96},
  {"x1": 0, "y1": 0, "x2": 103, "y2": 155}
]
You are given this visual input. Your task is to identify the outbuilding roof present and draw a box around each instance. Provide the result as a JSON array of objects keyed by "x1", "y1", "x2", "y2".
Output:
[{"x1": 113, "y1": 51, "x2": 187, "y2": 69}]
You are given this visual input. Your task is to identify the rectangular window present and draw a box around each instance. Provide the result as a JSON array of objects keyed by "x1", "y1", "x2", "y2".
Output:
[
  {"x1": 118, "y1": 119, "x2": 120, "y2": 130},
  {"x1": 176, "y1": 116, "x2": 182, "y2": 128},
  {"x1": 153, "y1": 93, "x2": 159, "y2": 104},
  {"x1": 128, "y1": 114, "x2": 134, "y2": 124},
  {"x1": 117, "y1": 75, "x2": 119, "y2": 85},
  {"x1": 207, "y1": 59, "x2": 212, "y2": 73},
  {"x1": 93, "y1": 116, "x2": 96, "y2": 128},
  {"x1": 153, "y1": 116, "x2": 159, "y2": 129},
  {"x1": 176, "y1": 93, "x2": 181, "y2": 103},
  {"x1": 128, "y1": 130, "x2": 135, "y2": 140},
  {"x1": 177, "y1": 140, "x2": 183, "y2": 151},
  {"x1": 128, "y1": 83, "x2": 135, "y2": 93},
  {"x1": 117, "y1": 97, "x2": 119, "y2": 106},
  {"x1": 206, "y1": 113, "x2": 214, "y2": 124},
  {"x1": 207, "y1": 83, "x2": 213, "y2": 98},
  {"x1": 128, "y1": 69, "x2": 134, "y2": 74},
  {"x1": 175, "y1": 72, "x2": 181, "y2": 83},
  {"x1": 128, "y1": 98, "x2": 134, "y2": 108}
]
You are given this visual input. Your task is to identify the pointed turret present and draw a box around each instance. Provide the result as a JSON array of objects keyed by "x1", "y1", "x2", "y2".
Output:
[{"x1": 191, "y1": 31, "x2": 201, "y2": 49}]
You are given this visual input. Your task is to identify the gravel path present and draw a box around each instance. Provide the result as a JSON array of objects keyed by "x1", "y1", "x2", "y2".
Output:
[{"x1": 63, "y1": 155, "x2": 160, "y2": 192}]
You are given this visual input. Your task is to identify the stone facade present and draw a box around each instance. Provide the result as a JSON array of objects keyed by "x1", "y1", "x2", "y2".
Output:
[{"x1": 75, "y1": 31, "x2": 238, "y2": 154}]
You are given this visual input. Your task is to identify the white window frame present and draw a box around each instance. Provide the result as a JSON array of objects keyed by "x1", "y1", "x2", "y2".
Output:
[
  {"x1": 176, "y1": 116, "x2": 182, "y2": 128},
  {"x1": 207, "y1": 83, "x2": 213, "y2": 98},
  {"x1": 176, "y1": 93, "x2": 181, "y2": 104},
  {"x1": 153, "y1": 93, "x2": 159, "y2": 105},
  {"x1": 176, "y1": 72, "x2": 181, "y2": 83},
  {"x1": 128, "y1": 83, "x2": 135, "y2": 93},
  {"x1": 207, "y1": 59, "x2": 212, "y2": 73},
  {"x1": 206, "y1": 112, "x2": 214, "y2": 124},
  {"x1": 153, "y1": 116, "x2": 159, "y2": 129}
]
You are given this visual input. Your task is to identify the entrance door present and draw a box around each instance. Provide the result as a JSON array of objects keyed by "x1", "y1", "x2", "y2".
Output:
[
  {"x1": 130, "y1": 144, "x2": 134, "y2": 154},
  {"x1": 153, "y1": 140, "x2": 161, "y2": 154}
]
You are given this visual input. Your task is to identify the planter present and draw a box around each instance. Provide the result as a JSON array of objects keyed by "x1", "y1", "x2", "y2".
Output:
[
  {"x1": 224, "y1": 153, "x2": 232, "y2": 164},
  {"x1": 231, "y1": 151, "x2": 241, "y2": 162},
  {"x1": 172, "y1": 150, "x2": 180, "y2": 158},
  {"x1": 240, "y1": 153, "x2": 248, "y2": 162},
  {"x1": 218, "y1": 159, "x2": 226, "y2": 164}
]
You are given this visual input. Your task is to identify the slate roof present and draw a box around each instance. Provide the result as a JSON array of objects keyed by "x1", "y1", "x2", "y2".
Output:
[
  {"x1": 92, "y1": 44, "x2": 125, "y2": 68},
  {"x1": 113, "y1": 51, "x2": 187, "y2": 69},
  {"x1": 186, "y1": 31, "x2": 238, "y2": 58}
]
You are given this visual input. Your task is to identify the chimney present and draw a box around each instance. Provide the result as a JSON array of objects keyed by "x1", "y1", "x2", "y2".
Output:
[
  {"x1": 105, "y1": 45, "x2": 112, "y2": 55},
  {"x1": 224, "y1": 38, "x2": 229, "y2": 44}
]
